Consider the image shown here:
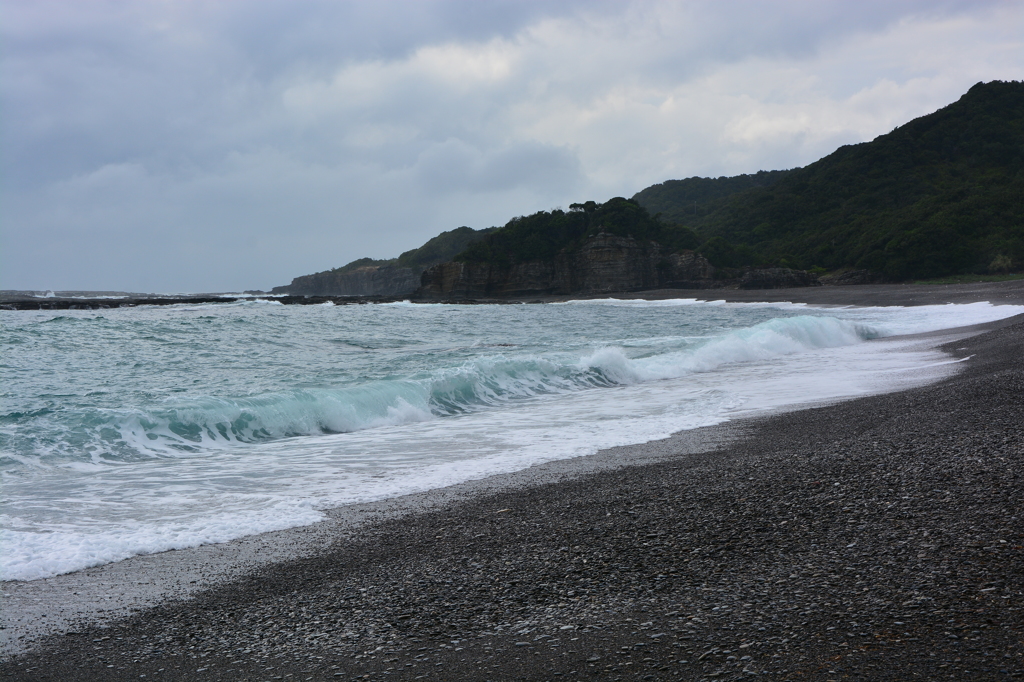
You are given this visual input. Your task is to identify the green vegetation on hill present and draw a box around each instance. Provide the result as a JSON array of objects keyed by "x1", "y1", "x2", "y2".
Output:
[
  {"x1": 329, "y1": 257, "x2": 396, "y2": 274},
  {"x1": 632, "y1": 80, "x2": 1024, "y2": 280},
  {"x1": 456, "y1": 198, "x2": 700, "y2": 267},
  {"x1": 397, "y1": 226, "x2": 497, "y2": 272},
  {"x1": 634, "y1": 170, "x2": 793, "y2": 225},
  {"x1": 298, "y1": 81, "x2": 1022, "y2": 288},
  {"x1": 316, "y1": 226, "x2": 496, "y2": 278}
]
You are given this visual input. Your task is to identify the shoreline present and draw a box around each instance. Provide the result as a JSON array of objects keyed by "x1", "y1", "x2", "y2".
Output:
[
  {"x1": 4, "y1": 278, "x2": 1024, "y2": 310},
  {"x1": 3, "y1": 284, "x2": 1024, "y2": 680},
  {"x1": 1, "y1": 297, "x2": 1013, "y2": 652},
  {"x1": 0, "y1": 418, "x2": 743, "y2": 655}
]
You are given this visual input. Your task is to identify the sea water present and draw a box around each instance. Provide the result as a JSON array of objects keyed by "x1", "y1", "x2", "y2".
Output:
[{"x1": 2, "y1": 298, "x2": 1021, "y2": 582}]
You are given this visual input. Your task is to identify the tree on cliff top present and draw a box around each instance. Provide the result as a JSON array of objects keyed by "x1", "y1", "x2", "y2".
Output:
[{"x1": 455, "y1": 198, "x2": 700, "y2": 268}]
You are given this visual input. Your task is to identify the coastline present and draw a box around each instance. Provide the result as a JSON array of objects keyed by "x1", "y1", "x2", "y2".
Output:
[
  {"x1": 3, "y1": 282, "x2": 1024, "y2": 680},
  {"x1": 0, "y1": 418, "x2": 742, "y2": 656},
  {"x1": 4, "y1": 278, "x2": 1024, "y2": 311}
]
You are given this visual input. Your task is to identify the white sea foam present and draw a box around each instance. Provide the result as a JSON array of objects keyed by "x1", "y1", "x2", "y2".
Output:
[
  {"x1": 3, "y1": 315, "x2": 885, "y2": 463},
  {"x1": 0, "y1": 500, "x2": 325, "y2": 582},
  {"x1": 2, "y1": 299, "x2": 1023, "y2": 581}
]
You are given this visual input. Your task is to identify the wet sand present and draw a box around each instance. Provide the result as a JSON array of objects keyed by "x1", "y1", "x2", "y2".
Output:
[{"x1": 3, "y1": 282, "x2": 1024, "y2": 680}]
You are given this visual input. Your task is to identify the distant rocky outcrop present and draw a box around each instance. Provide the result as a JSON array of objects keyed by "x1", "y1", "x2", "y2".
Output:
[
  {"x1": 276, "y1": 264, "x2": 419, "y2": 297},
  {"x1": 417, "y1": 233, "x2": 715, "y2": 299},
  {"x1": 272, "y1": 226, "x2": 496, "y2": 296}
]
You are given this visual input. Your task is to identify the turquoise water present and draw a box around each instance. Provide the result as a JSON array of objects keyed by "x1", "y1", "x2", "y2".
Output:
[{"x1": 2, "y1": 297, "x2": 1020, "y2": 581}]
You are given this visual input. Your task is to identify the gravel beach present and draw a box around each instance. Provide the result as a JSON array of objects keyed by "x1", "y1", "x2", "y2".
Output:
[{"x1": 3, "y1": 283, "x2": 1024, "y2": 681}]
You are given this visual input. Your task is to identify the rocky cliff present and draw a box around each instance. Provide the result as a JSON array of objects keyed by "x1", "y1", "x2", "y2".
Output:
[
  {"x1": 271, "y1": 226, "x2": 496, "y2": 296},
  {"x1": 279, "y1": 264, "x2": 420, "y2": 297},
  {"x1": 417, "y1": 233, "x2": 715, "y2": 299}
]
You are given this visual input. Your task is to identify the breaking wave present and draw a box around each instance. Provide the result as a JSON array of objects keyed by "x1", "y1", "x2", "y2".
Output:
[{"x1": 1, "y1": 315, "x2": 876, "y2": 465}]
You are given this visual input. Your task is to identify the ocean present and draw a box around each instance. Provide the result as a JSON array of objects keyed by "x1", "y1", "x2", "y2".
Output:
[{"x1": 2, "y1": 297, "x2": 1022, "y2": 582}]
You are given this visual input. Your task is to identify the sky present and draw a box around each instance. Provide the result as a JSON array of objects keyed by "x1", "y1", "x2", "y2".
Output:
[{"x1": 2, "y1": 1, "x2": 1022, "y2": 293}]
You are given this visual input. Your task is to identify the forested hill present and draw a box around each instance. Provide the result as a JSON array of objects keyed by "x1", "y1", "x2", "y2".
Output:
[
  {"x1": 284, "y1": 80, "x2": 1022, "y2": 295},
  {"x1": 631, "y1": 80, "x2": 1024, "y2": 280},
  {"x1": 454, "y1": 198, "x2": 700, "y2": 268},
  {"x1": 396, "y1": 226, "x2": 497, "y2": 272},
  {"x1": 633, "y1": 170, "x2": 793, "y2": 225}
]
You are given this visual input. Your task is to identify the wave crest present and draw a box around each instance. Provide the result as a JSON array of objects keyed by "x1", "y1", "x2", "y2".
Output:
[{"x1": 2, "y1": 315, "x2": 876, "y2": 464}]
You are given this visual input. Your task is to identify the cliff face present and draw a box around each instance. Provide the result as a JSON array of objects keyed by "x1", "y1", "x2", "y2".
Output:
[
  {"x1": 418, "y1": 233, "x2": 715, "y2": 299},
  {"x1": 281, "y1": 265, "x2": 420, "y2": 297}
]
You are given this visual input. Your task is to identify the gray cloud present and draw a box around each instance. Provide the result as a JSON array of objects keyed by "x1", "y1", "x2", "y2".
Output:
[
  {"x1": 414, "y1": 140, "x2": 582, "y2": 194},
  {"x1": 1, "y1": 0, "x2": 1020, "y2": 292}
]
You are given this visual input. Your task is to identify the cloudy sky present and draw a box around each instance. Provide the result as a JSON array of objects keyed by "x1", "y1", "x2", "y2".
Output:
[{"x1": 2, "y1": 0, "x2": 1021, "y2": 293}]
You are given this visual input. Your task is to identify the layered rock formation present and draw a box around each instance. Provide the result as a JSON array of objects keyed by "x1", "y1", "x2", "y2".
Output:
[
  {"x1": 278, "y1": 264, "x2": 419, "y2": 297},
  {"x1": 417, "y1": 233, "x2": 715, "y2": 299}
]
